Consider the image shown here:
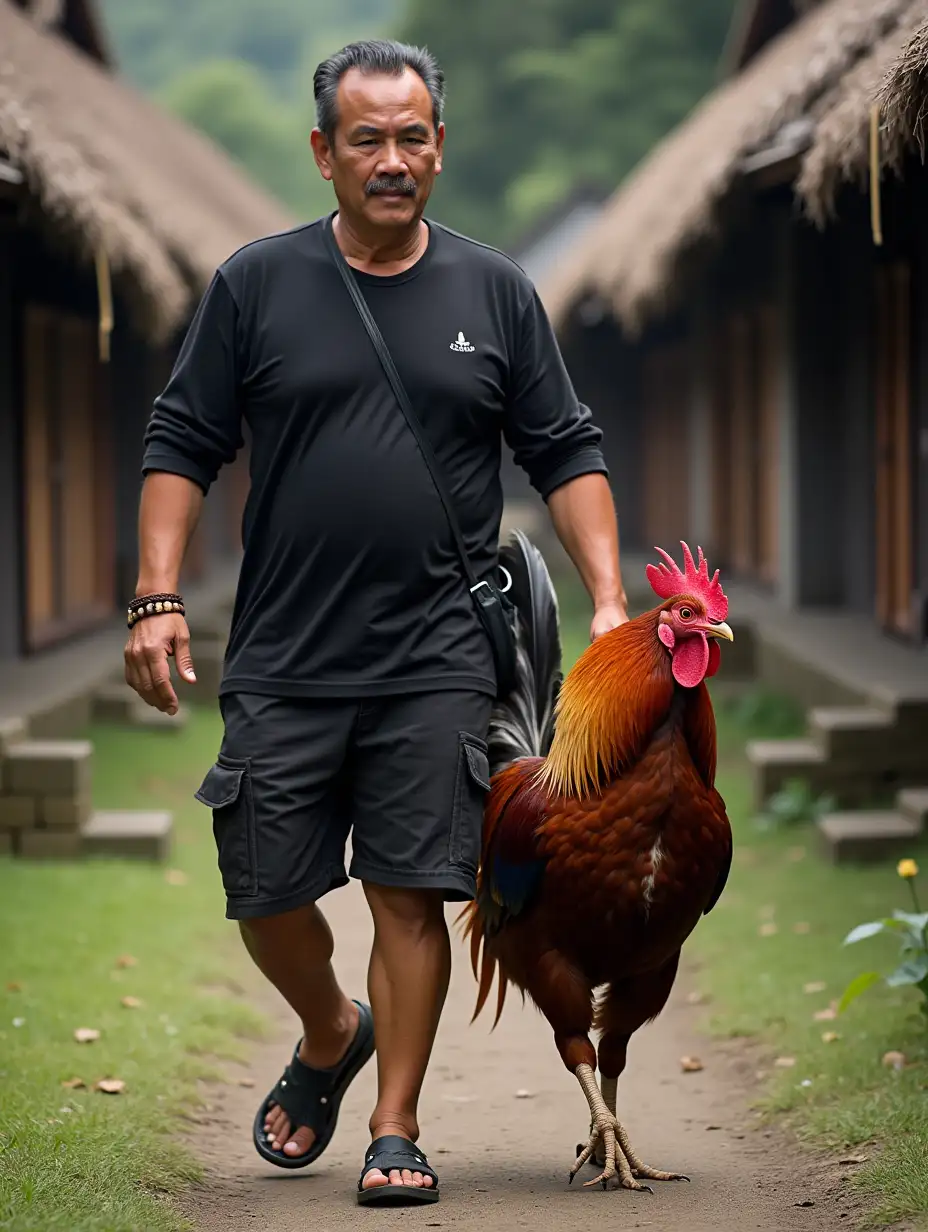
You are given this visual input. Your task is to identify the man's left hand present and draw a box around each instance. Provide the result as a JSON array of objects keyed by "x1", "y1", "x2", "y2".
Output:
[{"x1": 590, "y1": 601, "x2": 629, "y2": 641}]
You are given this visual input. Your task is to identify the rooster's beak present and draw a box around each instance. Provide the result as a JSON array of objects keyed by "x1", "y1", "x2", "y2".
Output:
[{"x1": 706, "y1": 621, "x2": 734, "y2": 642}]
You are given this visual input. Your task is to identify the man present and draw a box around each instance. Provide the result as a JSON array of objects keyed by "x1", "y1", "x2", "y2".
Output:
[{"x1": 126, "y1": 38, "x2": 627, "y2": 1206}]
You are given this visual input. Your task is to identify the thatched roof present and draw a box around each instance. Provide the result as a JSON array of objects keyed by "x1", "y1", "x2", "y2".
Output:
[
  {"x1": 0, "y1": 0, "x2": 295, "y2": 342},
  {"x1": 879, "y1": 7, "x2": 928, "y2": 157},
  {"x1": 540, "y1": 0, "x2": 924, "y2": 337}
]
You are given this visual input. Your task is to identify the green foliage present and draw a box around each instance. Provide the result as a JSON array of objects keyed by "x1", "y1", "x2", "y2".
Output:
[
  {"x1": 722, "y1": 687, "x2": 806, "y2": 739},
  {"x1": 758, "y1": 778, "x2": 837, "y2": 830},
  {"x1": 400, "y1": 0, "x2": 737, "y2": 243},
  {"x1": 840, "y1": 867, "x2": 928, "y2": 1020},
  {"x1": 102, "y1": 0, "x2": 737, "y2": 241},
  {"x1": 100, "y1": 0, "x2": 397, "y2": 217}
]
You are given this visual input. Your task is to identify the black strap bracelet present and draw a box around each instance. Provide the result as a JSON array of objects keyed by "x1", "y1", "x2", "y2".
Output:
[{"x1": 127, "y1": 593, "x2": 186, "y2": 629}]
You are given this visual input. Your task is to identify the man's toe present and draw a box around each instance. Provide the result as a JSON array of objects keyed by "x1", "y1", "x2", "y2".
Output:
[
  {"x1": 283, "y1": 1126, "x2": 316, "y2": 1156},
  {"x1": 362, "y1": 1168, "x2": 391, "y2": 1190}
]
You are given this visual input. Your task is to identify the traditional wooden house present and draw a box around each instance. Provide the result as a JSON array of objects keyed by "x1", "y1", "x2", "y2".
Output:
[
  {"x1": 537, "y1": 0, "x2": 928, "y2": 857},
  {"x1": 0, "y1": 0, "x2": 292, "y2": 681}
]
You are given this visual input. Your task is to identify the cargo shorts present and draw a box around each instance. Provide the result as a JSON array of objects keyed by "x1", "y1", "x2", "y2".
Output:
[{"x1": 194, "y1": 690, "x2": 494, "y2": 919}]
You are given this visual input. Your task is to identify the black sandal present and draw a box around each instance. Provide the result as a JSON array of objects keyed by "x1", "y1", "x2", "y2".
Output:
[
  {"x1": 252, "y1": 1000, "x2": 375, "y2": 1170},
  {"x1": 357, "y1": 1134, "x2": 441, "y2": 1205}
]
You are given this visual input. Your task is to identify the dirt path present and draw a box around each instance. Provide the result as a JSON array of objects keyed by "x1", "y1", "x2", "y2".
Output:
[{"x1": 181, "y1": 881, "x2": 863, "y2": 1232}]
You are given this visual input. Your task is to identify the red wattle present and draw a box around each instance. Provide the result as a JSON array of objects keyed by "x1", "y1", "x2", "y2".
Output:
[
  {"x1": 671, "y1": 633, "x2": 709, "y2": 688},
  {"x1": 706, "y1": 639, "x2": 721, "y2": 678}
]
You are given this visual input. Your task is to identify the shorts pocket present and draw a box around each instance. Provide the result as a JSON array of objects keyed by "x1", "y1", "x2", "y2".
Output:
[
  {"x1": 195, "y1": 756, "x2": 258, "y2": 899},
  {"x1": 449, "y1": 733, "x2": 490, "y2": 871}
]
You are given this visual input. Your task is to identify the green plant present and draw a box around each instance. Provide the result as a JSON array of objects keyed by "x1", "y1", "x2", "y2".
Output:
[
  {"x1": 756, "y1": 777, "x2": 836, "y2": 830},
  {"x1": 840, "y1": 859, "x2": 928, "y2": 1022},
  {"x1": 727, "y1": 688, "x2": 805, "y2": 739}
]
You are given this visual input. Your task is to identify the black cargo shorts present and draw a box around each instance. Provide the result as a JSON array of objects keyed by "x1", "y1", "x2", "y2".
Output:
[{"x1": 194, "y1": 691, "x2": 494, "y2": 920}]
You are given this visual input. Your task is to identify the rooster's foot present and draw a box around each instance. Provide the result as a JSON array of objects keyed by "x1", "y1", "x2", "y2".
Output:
[{"x1": 570, "y1": 1113, "x2": 653, "y2": 1191}]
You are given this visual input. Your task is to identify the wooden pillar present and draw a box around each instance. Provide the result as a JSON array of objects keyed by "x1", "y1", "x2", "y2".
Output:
[
  {"x1": 0, "y1": 220, "x2": 19, "y2": 660},
  {"x1": 687, "y1": 296, "x2": 713, "y2": 553}
]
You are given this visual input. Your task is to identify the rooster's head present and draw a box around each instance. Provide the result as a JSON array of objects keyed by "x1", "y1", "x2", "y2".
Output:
[{"x1": 646, "y1": 542, "x2": 733, "y2": 688}]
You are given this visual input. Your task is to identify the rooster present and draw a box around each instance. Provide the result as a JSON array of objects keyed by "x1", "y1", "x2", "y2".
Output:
[{"x1": 462, "y1": 534, "x2": 733, "y2": 1191}]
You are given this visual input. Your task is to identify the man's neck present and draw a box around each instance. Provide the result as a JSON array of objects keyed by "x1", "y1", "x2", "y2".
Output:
[{"x1": 333, "y1": 212, "x2": 428, "y2": 276}]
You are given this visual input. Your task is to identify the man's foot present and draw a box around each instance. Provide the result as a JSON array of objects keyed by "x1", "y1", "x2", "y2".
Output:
[
  {"x1": 253, "y1": 1001, "x2": 375, "y2": 1170},
  {"x1": 357, "y1": 1135, "x2": 440, "y2": 1205}
]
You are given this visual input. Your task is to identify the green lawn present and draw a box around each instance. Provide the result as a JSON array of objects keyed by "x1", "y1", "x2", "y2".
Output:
[
  {"x1": 692, "y1": 691, "x2": 928, "y2": 1229},
  {"x1": 0, "y1": 710, "x2": 267, "y2": 1232}
]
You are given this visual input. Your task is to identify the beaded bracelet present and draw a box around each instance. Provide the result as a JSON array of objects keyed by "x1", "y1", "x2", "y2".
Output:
[{"x1": 127, "y1": 592, "x2": 186, "y2": 629}]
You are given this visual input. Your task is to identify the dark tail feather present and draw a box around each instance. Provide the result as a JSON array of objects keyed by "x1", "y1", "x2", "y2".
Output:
[{"x1": 488, "y1": 529, "x2": 562, "y2": 776}]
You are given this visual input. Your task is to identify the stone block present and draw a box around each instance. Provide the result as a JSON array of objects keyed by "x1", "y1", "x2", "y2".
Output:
[
  {"x1": 817, "y1": 811, "x2": 922, "y2": 865},
  {"x1": 28, "y1": 696, "x2": 94, "y2": 740},
  {"x1": 40, "y1": 795, "x2": 93, "y2": 831},
  {"x1": 20, "y1": 829, "x2": 83, "y2": 860},
  {"x1": 93, "y1": 685, "x2": 138, "y2": 724},
  {"x1": 5, "y1": 740, "x2": 93, "y2": 799},
  {"x1": 0, "y1": 717, "x2": 28, "y2": 757},
  {"x1": 897, "y1": 787, "x2": 928, "y2": 830},
  {"x1": 0, "y1": 796, "x2": 37, "y2": 829},
  {"x1": 82, "y1": 811, "x2": 172, "y2": 862}
]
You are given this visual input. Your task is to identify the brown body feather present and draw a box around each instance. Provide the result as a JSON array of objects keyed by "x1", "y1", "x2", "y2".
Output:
[{"x1": 461, "y1": 604, "x2": 732, "y2": 1075}]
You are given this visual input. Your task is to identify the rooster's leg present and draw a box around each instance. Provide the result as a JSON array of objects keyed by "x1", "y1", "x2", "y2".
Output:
[{"x1": 569, "y1": 1063, "x2": 648, "y2": 1190}]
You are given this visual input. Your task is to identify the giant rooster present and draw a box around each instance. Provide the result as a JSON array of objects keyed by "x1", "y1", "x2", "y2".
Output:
[{"x1": 462, "y1": 535, "x2": 733, "y2": 1191}]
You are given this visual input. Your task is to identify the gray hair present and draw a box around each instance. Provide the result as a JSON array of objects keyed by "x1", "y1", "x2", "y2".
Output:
[{"x1": 313, "y1": 40, "x2": 445, "y2": 143}]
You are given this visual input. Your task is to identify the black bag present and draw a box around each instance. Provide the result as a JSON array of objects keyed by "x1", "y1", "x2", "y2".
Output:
[{"x1": 322, "y1": 218, "x2": 517, "y2": 697}]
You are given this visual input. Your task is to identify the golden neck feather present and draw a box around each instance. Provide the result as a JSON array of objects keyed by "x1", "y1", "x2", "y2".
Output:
[{"x1": 537, "y1": 613, "x2": 675, "y2": 799}]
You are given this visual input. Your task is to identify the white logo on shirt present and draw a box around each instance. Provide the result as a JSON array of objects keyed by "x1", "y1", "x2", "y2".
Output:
[{"x1": 449, "y1": 331, "x2": 475, "y2": 353}]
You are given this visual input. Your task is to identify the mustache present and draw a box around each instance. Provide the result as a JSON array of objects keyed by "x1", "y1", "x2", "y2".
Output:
[{"x1": 366, "y1": 175, "x2": 417, "y2": 197}]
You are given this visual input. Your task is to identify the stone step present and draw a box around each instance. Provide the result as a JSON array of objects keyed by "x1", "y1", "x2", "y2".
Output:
[
  {"x1": 93, "y1": 685, "x2": 187, "y2": 731},
  {"x1": 746, "y1": 738, "x2": 827, "y2": 801},
  {"x1": 897, "y1": 787, "x2": 928, "y2": 830},
  {"x1": 808, "y1": 705, "x2": 926, "y2": 770},
  {"x1": 817, "y1": 810, "x2": 923, "y2": 865},
  {"x1": 0, "y1": 717, "x2": 27, "y2": 756},
  {"x1": 2, "y1": 739, "x2": 93, "y2": 798},
  {"x1": 81, "y1": 810, "x2": 172, "y2": 862}
]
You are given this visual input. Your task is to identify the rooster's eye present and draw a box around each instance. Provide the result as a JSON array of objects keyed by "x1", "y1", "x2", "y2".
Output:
[{"x1": 679, "y1": 607, "x2": 693, "y2": 620}]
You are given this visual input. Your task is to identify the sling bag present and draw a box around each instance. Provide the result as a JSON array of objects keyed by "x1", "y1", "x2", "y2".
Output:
[{"x1": 323, "y1": 216, "x2": 517, "y2": 698}]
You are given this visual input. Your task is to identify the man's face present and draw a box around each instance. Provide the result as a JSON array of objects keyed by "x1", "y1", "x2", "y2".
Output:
[{"x1": 311, "y1": 68, "x2": 444, "y2": 229}]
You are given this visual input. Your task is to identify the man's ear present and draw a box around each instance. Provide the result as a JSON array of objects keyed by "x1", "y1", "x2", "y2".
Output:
[{"x1": 310, "y1": 128, "x2": 334, "y2": 182}]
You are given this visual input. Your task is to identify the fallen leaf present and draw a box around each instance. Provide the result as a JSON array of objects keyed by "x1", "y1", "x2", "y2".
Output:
[
  {"x1": 115, "y1": 955, "x2": 138, "y2": 969},
  {"x1": 813, "y1": 1005, "x2": 837, "y2": 1022},
  {"x1": 165, "y1": 869, "x2": 188, "y2": 886},
  {"x1": 758, "y1": 923, "x2": 778, "y2": 937},
  {"x1": 686, "y1": 991, "x2": 705, "y2": 1006},
  {"x1": 882, "y1": 1050, "x2": 907, "y2": 1071},
  {"x1": 6, "y1": 982, "x2": 21, "y2": 992},
  {"x1": 786, "y1": 846, "x2": 806, "y2": 862},
  {"x1": 120, "y1": 996, "x2": 143, "y2": 1010},
  {"x1": 821, "y1": 1032, "x2": 840, "y2": 1044},
  {"x1": 61, "y1": 1077, "x2": 86, "y2": 1089},
  {"x1": 774, "y1": 1056, "x2": 796, "y2": 1069},
  {"x1": 793, "y1": 922, "x2": 811, "y2": 935},
  {"x1": 680, "y1": 1056, "x2": 704, "y2": 1073},
  {"x1": 94, "y1": 1079, "x2": 126, "y2": 1095},
  {"x1": 803, "y1": 982, "x2": 827, "y2": 995},
  {"x1": 237, "y1": 1077, "x2": 256, "y2": 1088},
  {"x1": 514, "y1": 1089, "x2": 534, "y2": 1099},
  {"x1": 838, "y1": 1156, "x2": 868, "y2": 1166},
  {"x1": 705, "y1": 1124, "x2": 722, "y2": 1131},
  {"x1": 74, "y1": 1028, "x2": 100, "y2": 1044}
]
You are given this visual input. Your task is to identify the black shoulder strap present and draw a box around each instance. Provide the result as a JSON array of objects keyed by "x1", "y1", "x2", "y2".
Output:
[{"x1": 322, "y1": 216, "x2": 481, "y2": 591}]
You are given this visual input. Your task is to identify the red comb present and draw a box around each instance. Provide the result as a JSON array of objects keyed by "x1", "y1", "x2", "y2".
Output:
[{"x1": 646, "y1": 541, "x2": 728, "y2": 622}]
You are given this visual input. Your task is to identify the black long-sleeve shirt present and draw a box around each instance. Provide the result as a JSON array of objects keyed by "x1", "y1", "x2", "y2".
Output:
[{"x1": 143, "y1": 217, "x2": 607, "y2": 698}]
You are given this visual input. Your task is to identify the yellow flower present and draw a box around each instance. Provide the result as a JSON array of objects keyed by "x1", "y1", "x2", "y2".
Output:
[{"x1": 897, "y1": 858, "x2": 919, "y2": 880}]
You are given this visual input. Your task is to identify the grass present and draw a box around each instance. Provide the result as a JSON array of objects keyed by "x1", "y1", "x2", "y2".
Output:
[
  {"x1": 692, "y1": 689, "x2": 928, "y2": 1229},
  {"x1": 0, "y1": 709, "x2": 267, "y2": 1232}
]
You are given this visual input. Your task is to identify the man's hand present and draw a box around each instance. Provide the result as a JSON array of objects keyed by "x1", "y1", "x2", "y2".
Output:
[
  {"x1": 590, "y1": 600, "x2": 629, "y2": 642},
  {"x1": 125, "y1": 613, "x2": 196, "y2": 716}
]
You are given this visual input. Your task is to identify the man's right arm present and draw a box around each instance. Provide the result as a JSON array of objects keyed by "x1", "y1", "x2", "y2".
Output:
[{"x1": 126, "y1": 271, "x2": 244, "y2": 714}]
